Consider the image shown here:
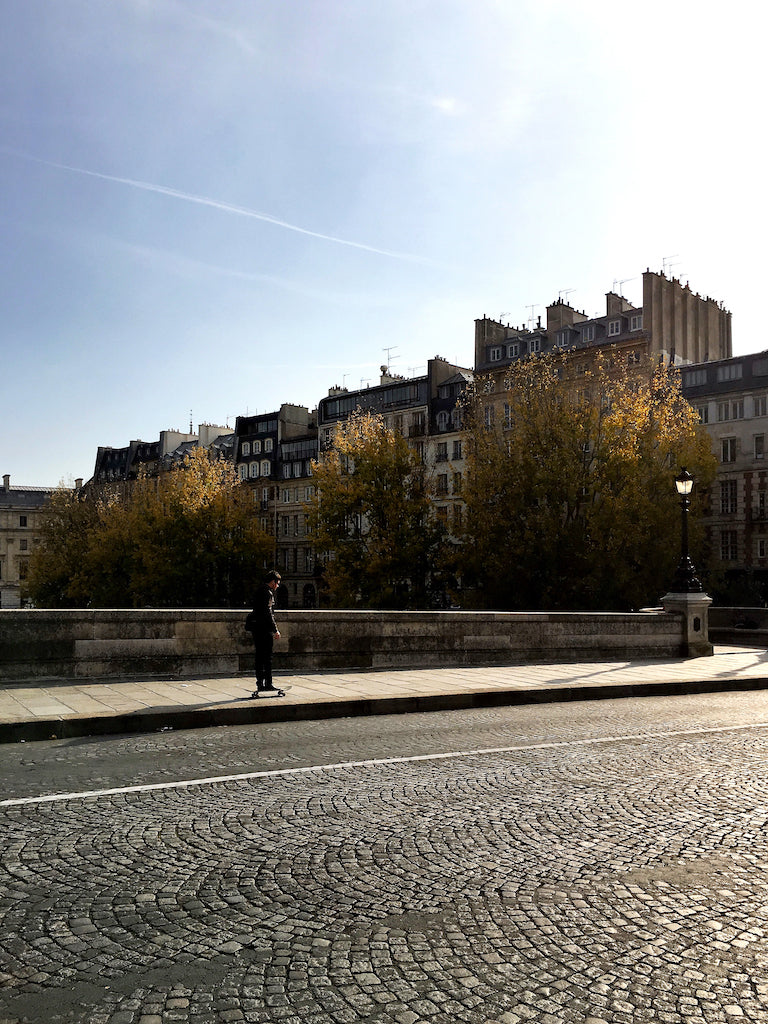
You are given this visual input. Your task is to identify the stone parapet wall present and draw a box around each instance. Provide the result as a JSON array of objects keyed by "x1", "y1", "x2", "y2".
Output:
[
  {"x1": 0, "y1": 608, "x2": 688, "y2": 683},
  {"x1": 709, "y1": 606, "x2": 768, "y2": 646}
]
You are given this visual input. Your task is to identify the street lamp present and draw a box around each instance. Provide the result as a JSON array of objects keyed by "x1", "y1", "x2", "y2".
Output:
[{"x1": 672, "y1": 467, "x2": 703, "y2": 593}]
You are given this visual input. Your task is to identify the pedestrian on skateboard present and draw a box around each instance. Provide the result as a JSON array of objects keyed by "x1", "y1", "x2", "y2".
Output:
[{"x1": 247, "y1": 570, "x2": 285, "y2": 697}]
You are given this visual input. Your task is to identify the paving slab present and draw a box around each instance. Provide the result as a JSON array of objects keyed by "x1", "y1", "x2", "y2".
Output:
[{"x1": 1, "y1": 644, "x2": 767, "y2": 743}]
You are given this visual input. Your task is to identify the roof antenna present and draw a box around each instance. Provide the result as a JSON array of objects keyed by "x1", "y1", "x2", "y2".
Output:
[{"x1": 189, "y1": 410, "x2": 193, "y2": 433}]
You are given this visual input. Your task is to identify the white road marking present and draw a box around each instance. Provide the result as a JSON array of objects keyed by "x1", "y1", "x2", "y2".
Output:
[{"x1": 3, "y1": 720, "x2": 768, "y2": 808}]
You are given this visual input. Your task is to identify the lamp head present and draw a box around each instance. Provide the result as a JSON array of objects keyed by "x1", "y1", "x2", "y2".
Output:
[{"x1": 675, "y1": 467, "x2": 694, "y2": 496}]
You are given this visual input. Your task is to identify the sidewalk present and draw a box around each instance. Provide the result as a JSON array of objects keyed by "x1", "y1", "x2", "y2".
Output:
[{"x1": 2, "y1": 644, "x2": 768, "y2": 743}]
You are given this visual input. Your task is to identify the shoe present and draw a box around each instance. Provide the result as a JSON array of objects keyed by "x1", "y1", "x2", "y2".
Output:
[{"x1": 262, "y1": 684, "x2": 278, "y2": 691}]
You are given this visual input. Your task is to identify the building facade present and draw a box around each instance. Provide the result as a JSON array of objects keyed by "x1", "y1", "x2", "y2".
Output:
[
  {"x1": 233, "y1": 405, "x2": 319, "y2": 608},
  {"x1": 475, "y1": 270, "x2": 732, "y2": 380},
  {"x1": 0, "y1": 474, "x2": 80, "y2": 608},
  {"x1": 317, "y1": 358, "x2": 472, "y2": 538},
  {"x1": 682, "y1": 350, "x2": 768, "y2": 602}
]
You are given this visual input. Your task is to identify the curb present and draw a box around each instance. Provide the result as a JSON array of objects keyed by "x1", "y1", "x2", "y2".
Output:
[{"x1": 3, "y1": 674, "x2": 768, "y2": 744}]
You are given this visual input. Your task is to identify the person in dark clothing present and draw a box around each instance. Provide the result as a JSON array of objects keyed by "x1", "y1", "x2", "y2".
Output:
[{"x1": 249, "y1": 570, "x2": 282, "y2": 697}]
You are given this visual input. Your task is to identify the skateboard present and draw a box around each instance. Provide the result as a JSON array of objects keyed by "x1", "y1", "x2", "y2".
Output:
[{"x1": 251, "y1": 685, "x2": 291, "y2": 699}]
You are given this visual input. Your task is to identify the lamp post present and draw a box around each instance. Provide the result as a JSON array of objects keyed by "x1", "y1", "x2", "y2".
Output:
[{"x1": 672, "y1": 467, "x2": 703, "y2": 593}]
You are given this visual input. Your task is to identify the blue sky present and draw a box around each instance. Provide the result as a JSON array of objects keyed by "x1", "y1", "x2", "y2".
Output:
[{"x1": 1, "y1": 0, "x2": 762, "y2": 486}]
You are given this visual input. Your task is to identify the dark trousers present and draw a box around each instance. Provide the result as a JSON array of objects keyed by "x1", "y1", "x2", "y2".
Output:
[{"x1": 253, "y1": 632, "x2": 274, "y2": 689}]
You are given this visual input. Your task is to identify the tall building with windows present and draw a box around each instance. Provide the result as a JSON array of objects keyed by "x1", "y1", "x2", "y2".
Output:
[
  {"x1": 475, "y1": 269, "x2": 731, "y2": 379},
  {"x1": 233, "y1": 405, "x2": 319, "y2": 608},
  {"x1": 317, "y1": 357, "x2": 472, "y2": 536},
  {"x1": 0, "y1": 474, "x2": 81, "y2": 608},
  {"x1": 682, "y1": 351, "x2": 768, "y2": 601}
]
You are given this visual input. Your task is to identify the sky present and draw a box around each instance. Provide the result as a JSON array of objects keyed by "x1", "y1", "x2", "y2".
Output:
[{"x1": 1, "y1": 0, "x2": 764, "y2": 487}]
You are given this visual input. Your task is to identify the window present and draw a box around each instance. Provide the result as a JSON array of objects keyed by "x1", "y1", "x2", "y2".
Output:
[
  {"x1": 630, "y1": 314, "x2": 643, "y2": 331},
  {"x1": 503, "y1": 403, "x2": 512, "y2": 428},
  {"x1": 695, "y1": 405, "x2": 709, "y2": 424},
  {"x1": 756, "y1": 435, "x2": 765, "y2": 460},
  {"x1": 264, "y1": 438, "x2": 273, "y2": 453},
  {"x1": 436, "y1": 474, "x2": 448, "y2": 495},
  {"x1": 608, "y1": 320, "x2": 621, "y2": 336},
  {"x1": 19, "y1": 515, "x2": 27, "y2": 528},
  {"x1": 452, "y1": 440, "x2": 463, "y2": 461},
  {"x1": 756, "y1": 396, "x2": 768, "y2": 417},
  {"x1": 451, "y1": 408, "x2": 463, "y2": 430},
  {"x1": 484, "y1": 405, "x2": 495, "y2": 429},
  {"x1": 241, "y1": 442, "x2": 250, "y2": 456},
  {"x1": 529, "y1": 337, "x2": 541, "y2": 354},
  {"x1": 19, "y1": 539, "x2": 28, "y2": 551},
  {"x1": 717, "y1": 363, "x2": 743, "y2": 382},
  {"x1": 452, "y1": 504, "x2": 463, "y2": 530},
  {"x1": 758, "y1": 539, "x2": 767, "y2": 559},
  {"x1": 754, "y1": 358, "x2": 768, "y2": 377},
  {"x1": 249, "y1": 462, "x2": 259, "y2": 478},
  {"x1": 490, "y1": 346, "x2": 503, "y2": 361},
  {"x1": 253, "y1": 440, "x2": 261, "y2": 454},
  {"x1": 718, "y1": 400, "x2": 743, "y2": 422},
  {"x1": 721, "y1": 530, "x2": 738, "y2": 561},
  {"x1": 261, "y1": 460, "x2": 271, "y2": 477},
  {"x1": 720, "y1": 479, "x2": 737, "y2": 514},
  {"x1": 436, "y1": 411, "x2": 450, "y2": 432},
  {"x1": 453, "y1": 471, "x2": 463, "y2": 494},
  {"x1": 508, "y1": 342, "x2": 519, "y2": 358},
  {"x1": 557, "y1": 331, "x2": 570, "y2": 345},
  {"x1": 239, "y1": 465, "x2": 248, "y2": 480},
  {"x1": 435, "y1": 442, "x2": 448, "y2": 462},
  {"x1": 412, "y1": 441, "x2": 425, "y2": 463},
  {"x1": 721, "y1": 438, "x2": 737, "y2": 463},
  {"x1": 582, "y1": 325, "x2": 595, "y2": 343},
  {"x1": 685, "y1": 368, "x2": 707, "y2": 386}
]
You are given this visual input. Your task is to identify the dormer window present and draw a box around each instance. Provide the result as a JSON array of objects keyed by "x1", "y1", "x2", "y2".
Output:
[
  {"x1": 241, "y1": 442, "x2": 250, "y2": 456},
  {"x1": 630, "y1": 314, "x2": 643, "y2": 331},
  {"x1": 507, "y1": 342, "x2": 519, "y2": 358},
  {"x1": 529, "y1": 337, "x2": 541, "y2": 353},
  {"x1": 582, "y1": 325, "x2": 595, "y2": 342},
  {"x1": 608, "y1": 320, "x2": 621, "y2": 336},
  {"x1": 490, "y1": 346, "x2": 503, "y2": 361}
]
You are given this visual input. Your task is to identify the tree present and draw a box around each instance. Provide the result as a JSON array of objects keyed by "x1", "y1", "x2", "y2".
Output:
[
  {"x1": 307, "y1": 411, "x2": 446, "y2": 608},
  {"x1": 460, "y1": 352, "x2": 716, "y2": 611},
  {"x1": 26, "y1": 448, "x2": 273, "y2": 608}
]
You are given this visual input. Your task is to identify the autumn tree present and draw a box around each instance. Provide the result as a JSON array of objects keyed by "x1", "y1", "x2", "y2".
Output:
[
  {"x1": 460, "y1": 352, "x2": 716, "y2": 611},
  {"x1": 307, "y1": 411, "x2": 446, "y2": 608},
  {"x1": 26, "y1": 447, "x2": 273, "y2": 608}
]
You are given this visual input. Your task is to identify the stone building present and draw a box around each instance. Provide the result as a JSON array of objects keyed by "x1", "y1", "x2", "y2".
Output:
[
  {"x1": 475, "y1": 269, "x2": 732, "y2": 381},
  {"x1": 0, "y1": 474, "x2": 80, "y2": 608},
  {"x1": 233, "y1": 405, "x2": 319, "y2": 608},
  {"x1": 317, "y1": 357, "x2": 472, "y2": 537},
  {"x1": 681, "y1": 350, "x2": 768, "y2": 602},
  {"x1": 91, "y1": 424, "x2": 232, "y2": 487}
]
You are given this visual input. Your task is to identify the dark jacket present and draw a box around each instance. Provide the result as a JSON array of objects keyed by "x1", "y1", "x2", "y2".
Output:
[{"x1": 248, "y1": 583, "x2": 277, "y2": 635}]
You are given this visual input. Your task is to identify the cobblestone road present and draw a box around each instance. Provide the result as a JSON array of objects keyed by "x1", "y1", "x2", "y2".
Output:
[{"x1": 5, "y1": 698, "x2": 768, "y2": 1022}]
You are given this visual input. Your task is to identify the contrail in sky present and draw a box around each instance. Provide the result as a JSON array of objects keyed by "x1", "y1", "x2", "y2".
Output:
[{"x1": 2, "y1": 149, "x2": 423, "y2": 262}]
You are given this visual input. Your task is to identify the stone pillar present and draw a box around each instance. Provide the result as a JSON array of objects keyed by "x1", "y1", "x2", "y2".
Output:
[{"x1": 660, "y1": 591, "x2": 714, "y2": 658}]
